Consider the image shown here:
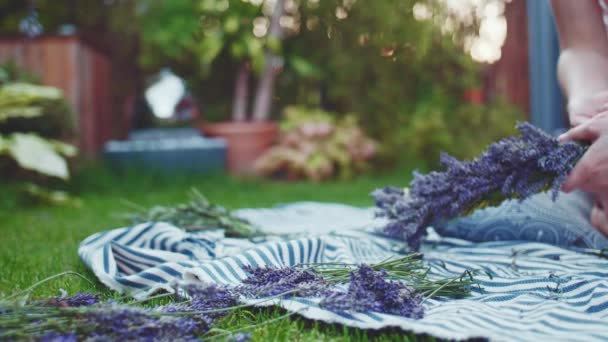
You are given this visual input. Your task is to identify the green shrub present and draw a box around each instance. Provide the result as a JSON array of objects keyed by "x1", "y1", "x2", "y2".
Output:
[
  {"x1": 273, "y1": 0, "x2": 519, "y2": 166},
  {"x1": 0, "y1": 82, "x2": 74, "y2": 139},
  {"x1": 402, "y1": 98, "x2": 525, "y2": 167},
  {"x1": 0, "y1": 82, "x2": 77, "y2": 206}
]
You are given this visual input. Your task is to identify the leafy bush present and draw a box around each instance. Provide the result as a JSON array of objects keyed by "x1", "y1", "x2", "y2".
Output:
[
  {"x1": 403, "y1": 97, "x2": 524, "y2": 167},
  {"x1": 0, "y1": 67, "x2": 74, "y2": 139},
  {"x1": 275, "y1": 0, "x2": 516, "y2": 164},
  {"x1": 255, "y1": 106, "x2": 377, "y2": 181},
  {"x1": 0, "y1": 82, "x2": 77, "y2": 183}
]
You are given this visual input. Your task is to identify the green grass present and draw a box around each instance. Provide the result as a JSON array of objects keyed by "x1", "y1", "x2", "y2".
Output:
[{"x1": 0, "y1": 164, "x2": 442, "y2": 341}]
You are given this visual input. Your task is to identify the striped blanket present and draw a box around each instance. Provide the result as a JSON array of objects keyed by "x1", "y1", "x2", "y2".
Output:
[{"x1": 79, "y1": 202, "x2": 608, "y2": 341}]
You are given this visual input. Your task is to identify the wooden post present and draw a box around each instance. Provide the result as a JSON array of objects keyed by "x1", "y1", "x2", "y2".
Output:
[{"x1": 526, "y1": 0, "x2": 566, "y2": 132}]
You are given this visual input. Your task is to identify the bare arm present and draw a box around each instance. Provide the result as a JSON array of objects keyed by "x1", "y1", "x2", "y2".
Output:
[
  {"x1": 551, "y1": 0, "x2": 608, "y2": 125},
  {"x1": 553, "y1": 0, "x2": 608, "y2": 235}
]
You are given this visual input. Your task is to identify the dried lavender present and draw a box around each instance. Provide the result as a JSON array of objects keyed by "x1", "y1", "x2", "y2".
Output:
[
  {"x1": 374, "y1": 122, "x2": 587, "y2": 250},
  {"x1": 40, "y1": 331, "x2": 77, "y2": 342},
  {"x1": 0, "y1": 284, "x2": 238, "y2": 341},
  {"x1": 320, "y1": 264, "x2": 424, "y2": 319},
  {"x1": 83, "y1": 306, "x2": 205, "y2": 341},
  {"x1": 48, "y1": 292, "x2": 99, "y2": 307},
  {"x1": 303, "y1": 254, "x2": 473, "y2": 299},
  {"x1": 163, "y1": 282, "x2": 238, "y2": 320},
  {"x1": 1, "y1": 261, "x2": 472, "y2": 340},
  {"x1": 123, "y1": 188, "x2": 259, "y2": 237},
  {"x1": 239, "y1": 265, "x2": 331, "y2": 298}
]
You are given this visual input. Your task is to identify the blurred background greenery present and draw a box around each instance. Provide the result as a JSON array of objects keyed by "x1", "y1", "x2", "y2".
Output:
[{"x1": 0, "y1": 0, "x2": 525, "y2": 180}]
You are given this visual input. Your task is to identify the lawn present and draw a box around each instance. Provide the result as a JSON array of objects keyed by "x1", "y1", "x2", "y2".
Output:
[{"x1": 0, "y1": 164, "x2": 440, "y2": 341}]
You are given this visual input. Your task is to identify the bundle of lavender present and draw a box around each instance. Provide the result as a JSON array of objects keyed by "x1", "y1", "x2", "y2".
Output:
[
  {"x1": 1, "y1": 256, "x2": 474, "y2": 340},
  {"x1": 373, "y1": 122, "x2": 587, "y2": 250}
]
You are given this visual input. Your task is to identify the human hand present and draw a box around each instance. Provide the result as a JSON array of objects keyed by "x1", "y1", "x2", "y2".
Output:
[
  {"x1": 591, "y1": 196, "x2": 608, "y2": 236},
  {"x1": 559, "y1": 114, "x2": 608, "y2": 236},
  {"x1": 567, "y1": 90, "x2": 608, "y2": 127},
  {"x1": 559, "y1": 124, "x2": 608, "y2": 193}
]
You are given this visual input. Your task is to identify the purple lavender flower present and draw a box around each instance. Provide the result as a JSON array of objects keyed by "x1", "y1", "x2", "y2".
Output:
[
  {"x1": 40, "y1": 332, "x2": 77, "y2": 342},
  {"x1": 34, "y1": 284, "x2": 237, "y2": 341},
  {"x1": 239, "y1": 265, "x2": 331, "y2": 298},
  {"x1": 374, "y1": 122, "x2": 587, "y2": 250},
  {"x1": 320, "y1": 264, "x2": 424, "y2": 319},
  {"x1": 164, "y1": 282, "x2": 238, "y2": 320},
  {"x1": 51, "y1": 293, "x2": 99, "y2": 307}
]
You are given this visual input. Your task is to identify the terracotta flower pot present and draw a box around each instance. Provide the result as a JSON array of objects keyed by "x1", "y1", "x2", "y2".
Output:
[
  {"x1": 200, "y1": 121, "x2": 278, "y2": 175},
  {"x1": 463, "y1": 88, "x2": 484, "y2": 104}
]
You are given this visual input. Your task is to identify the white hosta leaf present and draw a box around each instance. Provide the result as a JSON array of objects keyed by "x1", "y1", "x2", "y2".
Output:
[
  {"x1": 50, "y1": 139, "x2": 78, "y2": 157},
  {"x1": 7, "y1": 133, "x2": 69, "y2": 179},
  {"x1": 0, "y1": 135, "x2": 7, "y2": 153},
  {"x1": 0, "y1": 83, "x2": 63, "y2": 100},
  {"x1": 0, "y1": 106, "x2": 43, "y2": 122}
]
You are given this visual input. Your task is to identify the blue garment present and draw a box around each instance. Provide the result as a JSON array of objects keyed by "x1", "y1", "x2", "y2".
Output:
[{"x1": 434, "y1": 191, "x2": 608, "y2": 249}]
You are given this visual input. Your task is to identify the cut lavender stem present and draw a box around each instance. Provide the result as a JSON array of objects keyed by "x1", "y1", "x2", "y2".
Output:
[
  {"x1": 320, "y1": 264, "x2": 424, "y2": 319},
  {"x1": 374, "y1": 122, "x2": 587, "y2": 250},
  {"x1": 49, "y1": 292, "x2": 99, "y2": 307}
]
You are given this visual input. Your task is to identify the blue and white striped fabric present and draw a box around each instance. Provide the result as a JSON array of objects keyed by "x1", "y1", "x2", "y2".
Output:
[{"x1": 79, "y1": 202, "x2": 608, "y2": 341}]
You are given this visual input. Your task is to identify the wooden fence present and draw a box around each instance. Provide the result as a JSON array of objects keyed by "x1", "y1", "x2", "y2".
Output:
[{"x1": 0, "y1": 35, "x2": 116, "y2": 155}]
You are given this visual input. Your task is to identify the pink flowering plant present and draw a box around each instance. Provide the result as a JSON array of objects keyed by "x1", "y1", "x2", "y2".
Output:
[{"x1": 255, "y1": 106, "x2": 378, "y2": 181}]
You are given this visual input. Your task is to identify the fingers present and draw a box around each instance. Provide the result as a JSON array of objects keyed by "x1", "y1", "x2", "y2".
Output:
[
  {"x1": 591, "y1": 204, "x2": 608, "y2": 237},
  {"x1": 558, "y1": 120, "x2": 597, "y2": 142},
  {"x1": 562, "y1": 135, "x2": 608, "y2": 192},
  {"x1": 559, "y1": 111, "x2": 608, "y2": 142},
  {"x1": 561, "y1": 155, "x2": 591, "y2": 192}
]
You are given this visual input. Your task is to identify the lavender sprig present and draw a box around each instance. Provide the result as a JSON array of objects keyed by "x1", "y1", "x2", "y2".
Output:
[
  {"x1": 47, "y1": 292, "x2": 99, "y2": 307},
  {"x1": 374, "y1": 122, "x2": 587, "y2": 250},
  {"x1": 320, "y1": 265, "x2": 425, "y2": 319},
  {"x1": 239, "y1": 265, "x2": 332, "y2": 298},
  {"x1": 239, "y1": 263, "x2": 427, "y2": 318},
  {"x1": 0, "y1": 283, "x2": 238, "y2": 341},
  {"x1": 237, "y1": 255, "x2": 474, "y2": 319}
]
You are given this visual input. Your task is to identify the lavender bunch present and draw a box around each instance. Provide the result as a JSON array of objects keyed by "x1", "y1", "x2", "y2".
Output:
[
  {"x1": 1, "y1": 284, "x2": 239, "y2": 341},
  {"x1": 239, "y1": 263, "x2": 425, "y2": 318},
  {"x1": 239, "y1": 265, "x2": 332, "y2": 298},
  {"x1": 320, "y1": 265, "x2": 424, "y2": 319},
  {"x1": 374, "y1": 122, "x2": 587, "y2": 250},
  {"x1": 237, "y1": 256, "x2": 473, "y2": 319},
  {"x1": 46, "y1": 292, "x2": 99, "y2": 307}
]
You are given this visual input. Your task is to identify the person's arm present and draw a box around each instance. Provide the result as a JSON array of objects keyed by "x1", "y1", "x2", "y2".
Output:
[{"x1": 551, "y1": 0, "x2": 608, "y2": 126}]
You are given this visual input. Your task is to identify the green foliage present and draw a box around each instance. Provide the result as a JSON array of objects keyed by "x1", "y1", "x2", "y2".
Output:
[
  {"x1": 275, "y1": 0, "x2": 511, "y2": 164},
  {"x1": 255, "y1": 106, "x2": 377, "y2": 181},
  {"x1": 122, "y1": 188, "x2": 259, "y2": 237},
  {"x1": 403, "y1": 98, "x2": 524, "y2": 166},
  {"x1": 21, "y1": 183, "x2": 82, "y2": 207},
  {"x1": 0, "y1": 60, "x2": 40, "y2": 85},
  {"x1": 0, "y1": 80, "x2": 74, "y2": 139},
  {"x1": 0, "y1": 132, "x2": 75, "y2": 179},
  {"x1": 138, "y1": 0, "x2": 265, "y2": 76},
  {"x1": 0, "y1": 82, "x2": 77, "y2": 182}
]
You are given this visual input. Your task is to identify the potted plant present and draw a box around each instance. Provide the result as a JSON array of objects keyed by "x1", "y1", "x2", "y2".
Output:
[
  {"x1": 461, "y1": 68, "x2": 484, "y2": 105},
  {"x1": 194, "y1": 0, "x2": 286, "y2": 174}
]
